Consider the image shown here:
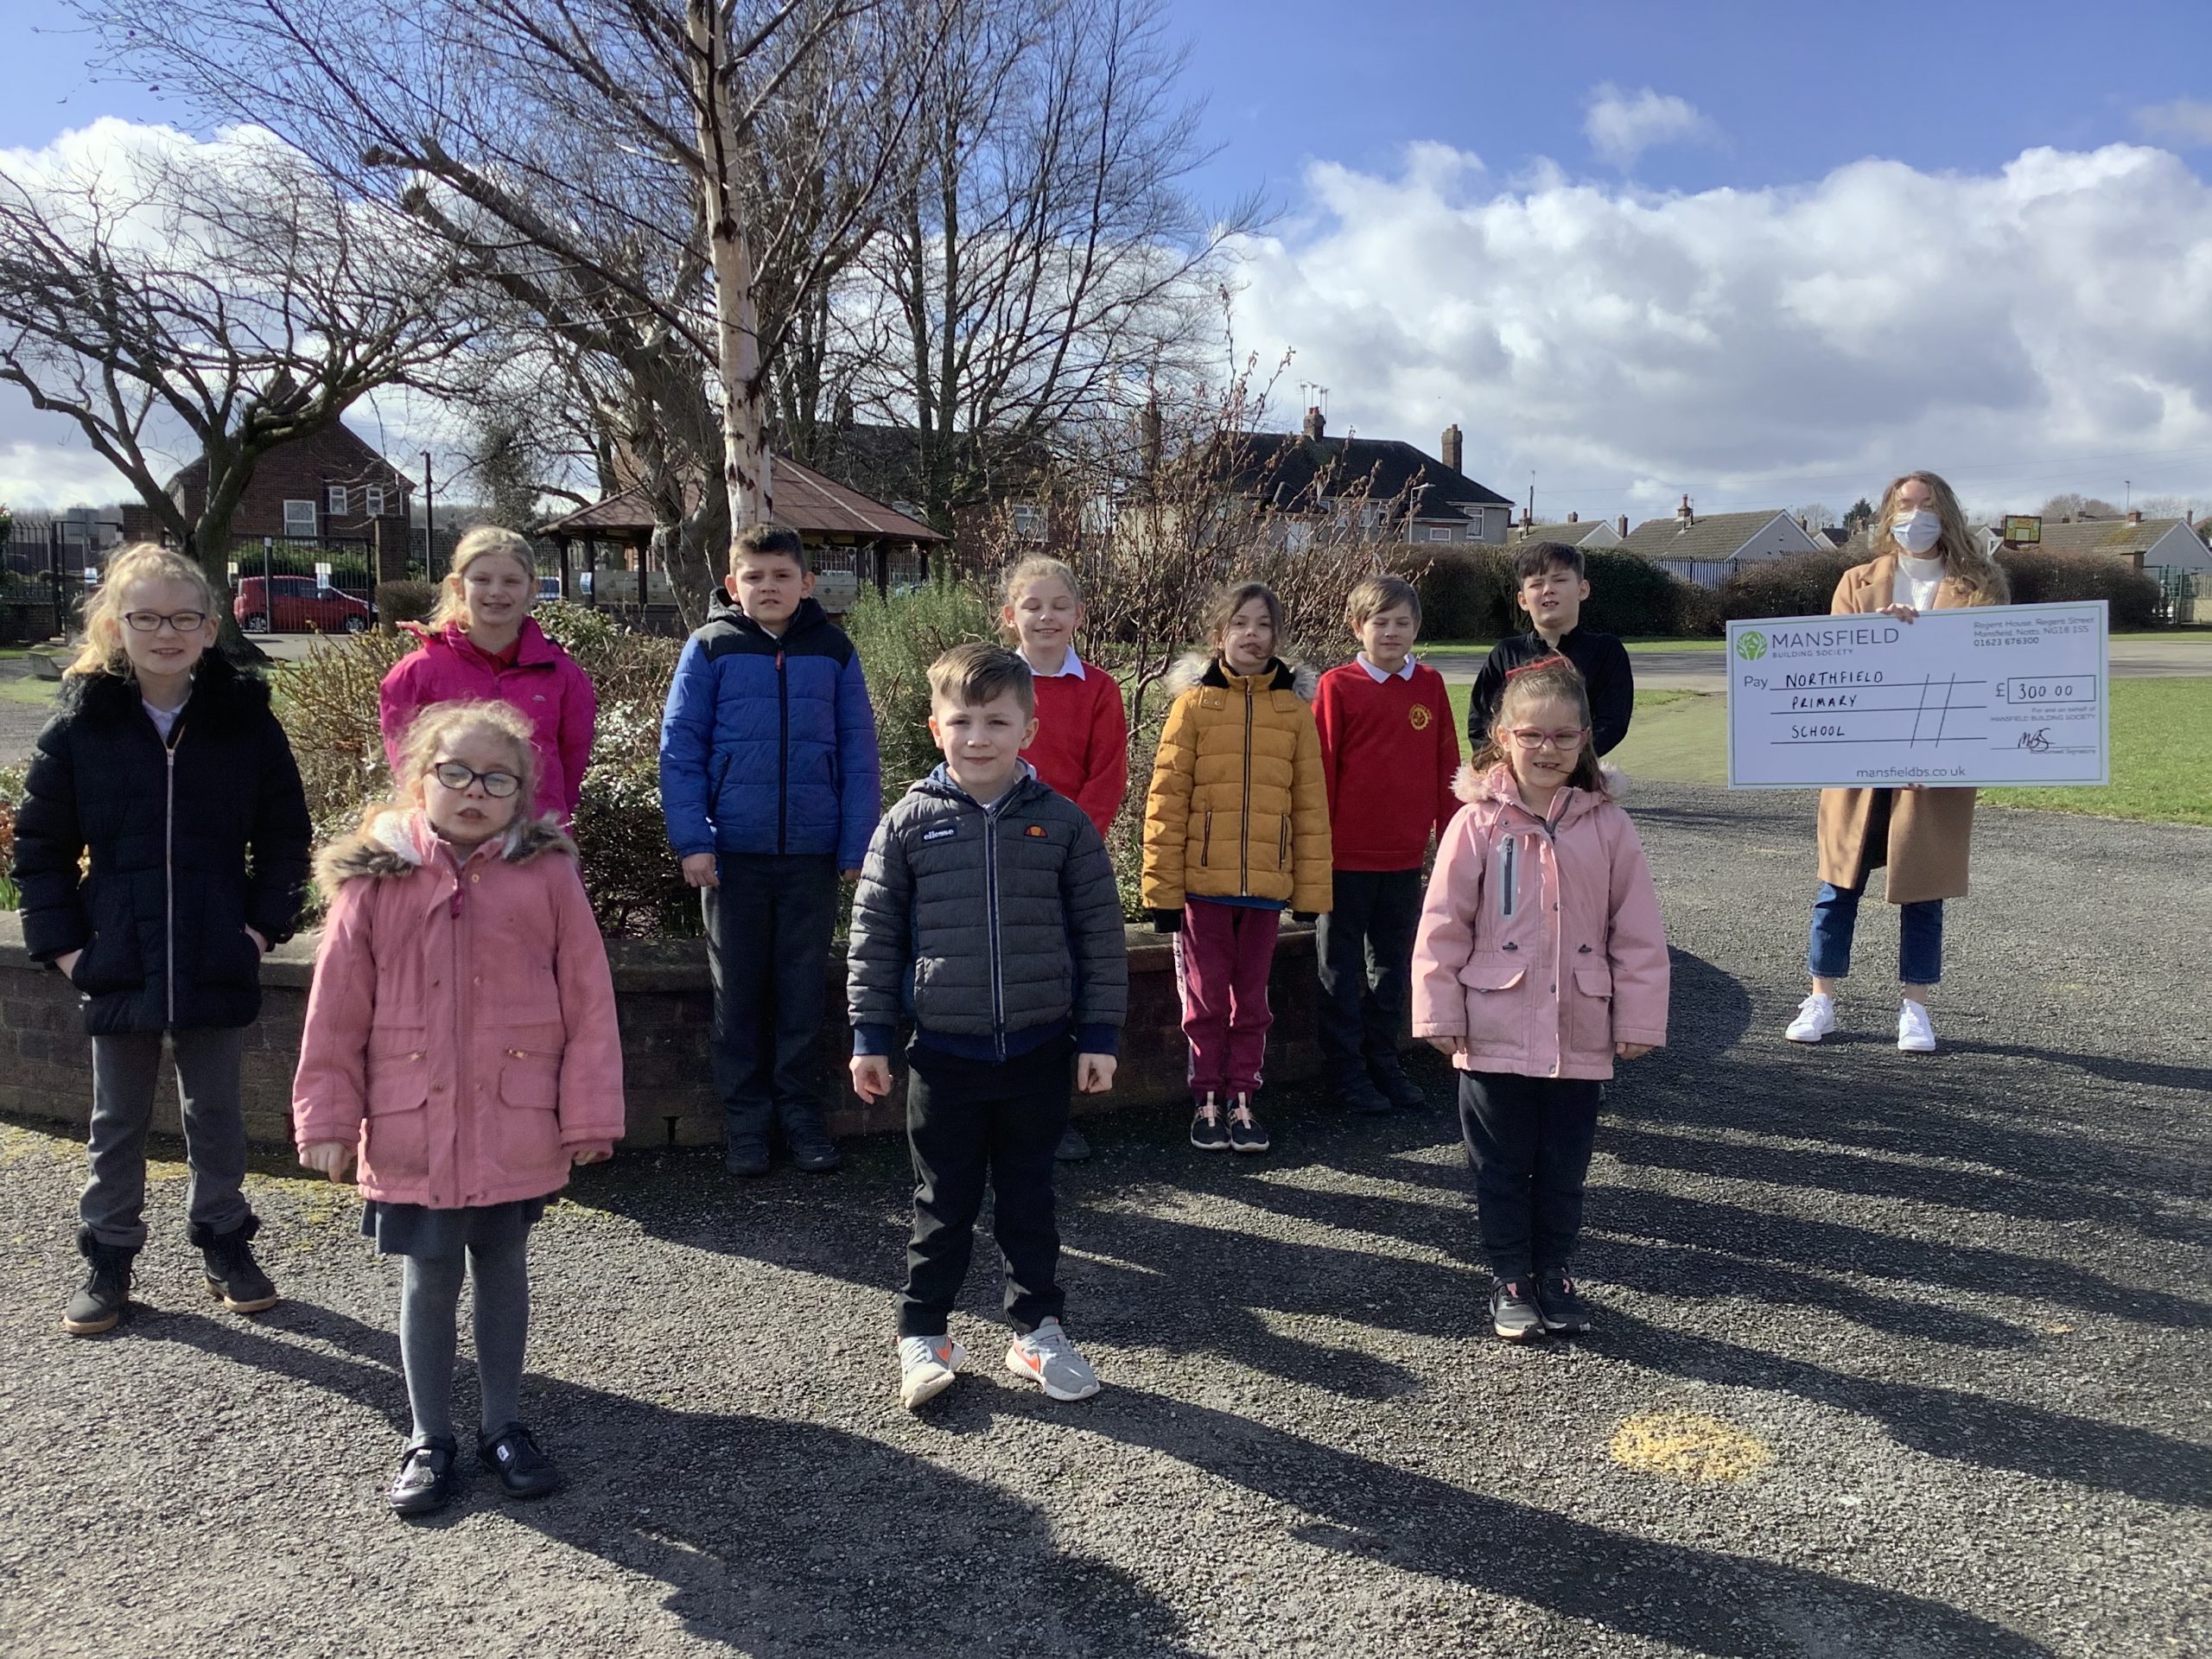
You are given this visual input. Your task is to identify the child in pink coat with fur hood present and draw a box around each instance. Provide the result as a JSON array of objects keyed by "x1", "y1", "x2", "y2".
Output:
[
  {"x1": 1412, "y1": 657, "x2": 1668, "y2": 1344},
  {"x1": 294, "y1": 698, "x2": 623, "y2": 1519}
]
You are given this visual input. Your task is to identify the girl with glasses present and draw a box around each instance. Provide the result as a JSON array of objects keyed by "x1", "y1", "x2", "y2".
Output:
[
  {"x1": 13, "y1": 544, "x2": 312, "y2": 1337},
  {"x1": 294, "y1": 699, "x2": 624, "y2": 1517},
  {"x1": 1411, "y1": 657, "x2": 1669, "y2": 1342}
]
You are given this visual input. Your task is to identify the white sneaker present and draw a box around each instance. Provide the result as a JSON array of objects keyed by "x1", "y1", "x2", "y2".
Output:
[
  {"x1": 1785, "y1": 992, "x2": 1836, "y2": 1044},
  {"x1": 1004, "y1": 1318, "x2": 1102, "y2": 1402},
  {"x1": 897, "y1": 1334, "x2": 967, "y2": 1409},
  {"x1": 1897, "y1": 999, "x2": 1936, "y2": 1053}
]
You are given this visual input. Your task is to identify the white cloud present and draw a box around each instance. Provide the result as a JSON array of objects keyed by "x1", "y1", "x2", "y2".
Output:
[
  {"x1": 2136, "y1": 99, "x2": 2212, "y2": 149},
  {"x1": 1223, "y1": 141, "x2": 2212, "y2": 522},
  {"x1": 1582, "y1": 84, "x2": 1719, "y2": 170}
]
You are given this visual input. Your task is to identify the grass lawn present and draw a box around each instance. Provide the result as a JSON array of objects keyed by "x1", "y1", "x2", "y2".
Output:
[
  {"x1": 0, "y1": 677, "x2": 56, "y2": 707},
  {"x1": 1445, "y1": 677, "x2": 2211, "y2": 824}
]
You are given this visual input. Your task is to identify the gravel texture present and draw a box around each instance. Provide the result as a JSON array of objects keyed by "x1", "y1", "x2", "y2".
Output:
[{"x1": 0, "y1": 780, "x2": 2205, "y2": 1659}]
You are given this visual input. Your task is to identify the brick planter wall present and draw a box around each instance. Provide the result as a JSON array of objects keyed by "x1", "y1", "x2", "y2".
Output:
[{"x1": 0, "y1": 911, "x2": 1325, "y2": 1149}]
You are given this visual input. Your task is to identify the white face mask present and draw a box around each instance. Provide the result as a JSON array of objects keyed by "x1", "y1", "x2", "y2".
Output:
[{"x1": 1891, "y1": 509, "x2": 1942, "y2": 556}]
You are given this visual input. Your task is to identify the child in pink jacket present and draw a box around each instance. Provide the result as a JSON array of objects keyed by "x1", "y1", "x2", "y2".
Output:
[
  {"x1": 295, "y1": 697, "x2": 624, "y2": 1518},
  {"x1": 379, "y1": 526, "x2": 595, "y2": 823},
  {"x1": 1412, "y1": 657, "x2": 1668, "y2": 1343}
]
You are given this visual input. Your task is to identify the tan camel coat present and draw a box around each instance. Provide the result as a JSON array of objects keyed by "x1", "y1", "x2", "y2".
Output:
[{"x1": 1815, "y1": 556, "x2": 2001, "y2": 905}]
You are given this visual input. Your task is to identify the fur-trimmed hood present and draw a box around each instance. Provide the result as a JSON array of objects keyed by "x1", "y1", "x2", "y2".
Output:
[
  {"x1": 1451, "y1": 760, "x2": 1623, "y2": 823},
  {"x1": 1164, "y1": 651, "x2": 1319, "y2": 702},
  {"x1": 315, "y1": 809, "x2": 575, "y2": 899},
  {"x1": 56, "y1": 649, "x2": 273, "y2": 732}
]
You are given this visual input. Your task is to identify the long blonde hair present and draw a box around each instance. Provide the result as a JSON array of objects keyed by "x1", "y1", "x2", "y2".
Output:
[
  {"x1": 1874, "y1": 471, "x2": 2008, "y2": 602},
  {"x1": 996, "y1": 556, "x2": 1084, "y2": 645},
  {"x1": 69, "y1": 543, "x2": 218, "y2": 677},
  {"x1": 429, "y1": 526, "x2": 536, "y2": 630},
  {"x1": 372, "y1": 698, "x2": 540, "y2": 830}
]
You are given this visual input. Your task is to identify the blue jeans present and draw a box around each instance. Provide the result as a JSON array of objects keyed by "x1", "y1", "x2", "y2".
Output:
[{"x1": 1807, "y1": 881, "x2": 1943, "y2": 986}]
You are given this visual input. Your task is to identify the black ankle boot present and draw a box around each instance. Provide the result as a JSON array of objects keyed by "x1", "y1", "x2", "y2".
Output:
[
  {"x1": 63, "y1": 1228, "x2": 135, "y2": 1336},
  {"x1": 193, "y1": 1215, "x2": 279, "y2": 1314}
]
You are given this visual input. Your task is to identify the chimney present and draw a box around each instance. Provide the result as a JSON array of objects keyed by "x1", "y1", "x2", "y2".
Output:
[
  {"x1": 2127, "y1": 508, "x2": 2144, "y2": 524},
  {"x1": 1566, "y1": 511, "x2": 1579, "y2": 524},
  {"x1": 1440, "y1": 423, "x2": 1463, "y2": 473},
  {"x1": 1303, "y1": 405, "x2": 1325, "y2": 441},
  {"x1": 1676, "y1": 493, "x2": 1694, "y2": 530},
  {"x1": 1618, "y1": 514, "x2": 1629, "y2": 537}
]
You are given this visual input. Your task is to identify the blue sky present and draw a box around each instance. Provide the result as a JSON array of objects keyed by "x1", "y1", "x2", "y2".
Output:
[{"x1": 4, "y1": 0, "x2": 2211, "y2": 519}]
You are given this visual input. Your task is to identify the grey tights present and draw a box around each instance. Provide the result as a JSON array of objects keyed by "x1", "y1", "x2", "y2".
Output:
[{"x1": 398, "y1": 1236, "x2": 531, "y2": 1446}]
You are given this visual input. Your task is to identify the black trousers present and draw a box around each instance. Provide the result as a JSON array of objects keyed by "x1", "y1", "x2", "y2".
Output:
[
  {"x1": 702, "y1": 852, "x2": 839, "y2": 1149},
  {"x1": 1459, "y1": 1070, "x2": 1603, "y2": 1281},
  {"x1": 900, "y1": 1036, "x2": 1073, "y2": 1338},
  {"x1": 1315, "y1": 868, "x2": 1423, "y2": 1081}
]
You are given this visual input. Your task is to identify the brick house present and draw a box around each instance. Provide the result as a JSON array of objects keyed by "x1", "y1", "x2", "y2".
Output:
[
  {"x1": 167, "y1": 422, "x2": 413, "y2": 552},
  {"x1": 1217, "y1": 410, "x2": 1516, "y2": 547}
]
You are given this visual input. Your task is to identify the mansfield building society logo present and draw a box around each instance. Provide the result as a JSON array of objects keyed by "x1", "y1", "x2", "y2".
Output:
[{"x1": 1735, "y1": 631, "x2": 1766, "y2": 661}]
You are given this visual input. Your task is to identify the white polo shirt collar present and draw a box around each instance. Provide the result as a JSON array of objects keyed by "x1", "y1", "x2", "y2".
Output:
[
  {"x1": 1356, "y1": 654, "x2": 1416, "y2": 683},
  {"x1": 1022, "y1": 650, "x2": 1084, "y2": 680}
]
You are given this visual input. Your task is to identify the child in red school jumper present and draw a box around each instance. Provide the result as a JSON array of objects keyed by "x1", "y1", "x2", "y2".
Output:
[
  {"x1": 1001, "y1": 555, "x2": 1128, "y2": 1162},
  {"x1": 1313, "y1": 573, "x2": 1461, "y2": 1116},
  {"x1": 295, "y1": 698, "x2": 623, "y2": 1518},
  {"x1": 1413, "y1": 657, "x2": 1668, "y2": 1342}
]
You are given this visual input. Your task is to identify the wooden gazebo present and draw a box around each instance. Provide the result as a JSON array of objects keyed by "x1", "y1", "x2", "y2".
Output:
[{"x1": 536, "y1": 456, "x2": 945, "y2": 625}]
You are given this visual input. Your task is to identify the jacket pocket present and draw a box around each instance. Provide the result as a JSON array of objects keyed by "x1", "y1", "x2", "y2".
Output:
[
  {"x1": 363, "y1": 1046, "x2": 432, "y2": 1182},
  {"x1": 1458, "y1": 955, "x2": 1527, "y2": 1048},
  {"x1": 72, "y1": 880, "x2": 145, "y2": 995},
  {"x1": 499, "y1": 1048, "x2": 566, "y2": 1167},
  {"x1": 1569, "y1": 963, "x2": 1614, "y2": 1055},
  {"x1": 194, "y1": 887, "x2": 260, "y2": 988}
]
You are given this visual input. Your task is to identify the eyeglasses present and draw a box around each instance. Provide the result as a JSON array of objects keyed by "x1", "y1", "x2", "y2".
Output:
[
  {"x1": 1506, "y1": 727, "x2": 1589, "y2": 751},
  {"x1": 122, "y1": 610, "x2": 208, "y2": 633},
  {"x1": 429, "y1": 760, "x2": 521, "y2": 798}
]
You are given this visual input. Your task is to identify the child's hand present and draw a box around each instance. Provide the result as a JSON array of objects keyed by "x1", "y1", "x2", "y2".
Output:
[
  {"x1": 54, "y1": 949, "x2": 82, "y2": 980},
  {"x1": 681, "y1": 853, "x2": 720, "y2": 889},
  {"x1": 1425, "y1": 1035, "x2": 1465, "y2": 1058},
  {"x1": 299, "y1": 1141, "x2": 353, "y2": 1181},
  {"x1": 245, "y1": 925, "x2": 269, "y2": 957},
  {"x1": 839, "y1": 868, "x2": 862, "y2": 882},
  {"x1": 849, "y1": 1055, "x2": 894, "y2": 1102},
  {"x1": 1075, "y1": 1053, "x2": 1117, "y2": 1093},
  {"x1": 570, "y1": 1147, "x2": 611, "y2": 1166},
  {"x1": 1615, "y1": 1041, "x2": 1653, "y2": 1060}
]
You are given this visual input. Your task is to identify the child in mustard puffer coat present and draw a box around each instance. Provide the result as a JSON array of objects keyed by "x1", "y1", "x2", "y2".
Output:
[{"x1": 1142, "y1": 582, "x2": 1332, "y2": 1154}]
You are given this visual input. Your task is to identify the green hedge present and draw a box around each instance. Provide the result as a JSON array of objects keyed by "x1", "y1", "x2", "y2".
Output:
[
  {"x1": 1994, "y1": 550, "x2": 2161, "y2": 629},
  {"x1": 1408, "y1": 545, "x2": 1716, "y2": 638}
]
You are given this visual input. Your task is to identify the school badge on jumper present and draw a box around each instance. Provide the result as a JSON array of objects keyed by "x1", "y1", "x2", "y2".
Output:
[{"x1": 1408, "y1": 704, "x2": 1433, "y2": 731}]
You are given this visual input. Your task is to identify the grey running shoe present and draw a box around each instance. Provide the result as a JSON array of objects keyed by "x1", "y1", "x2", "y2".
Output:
[
  {"x1": 1534, "y1": 1268, "x2": 1591, "y2": 1334},
  {"x1": 1491, "y1": 1278, "x2": 1544, "y2": 1341},
  {"x1": 1004, "y1": 1318, "x2": 1101, "y2": 1402},
  {"x1": 898, "y1": 1333, "x2": 968, "y2": 1409}
]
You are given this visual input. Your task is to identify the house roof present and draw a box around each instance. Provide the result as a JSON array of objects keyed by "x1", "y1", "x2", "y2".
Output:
[
  {"x1": 164, "y1": 421, "x2": 412, "y2": 495},
  {"x1": 537, "y1": 454, "x2": 944, "y2": 543},
  {"x1": 1217, "y1": 431, "x2": 1512, "y2": 523},
  {"x1": 1621, "y1": 508, "x2": 1809, "y2": 563},
  {"x1": 2000, "y1": 517, "x2": 2194, "y2": 558},
  {"x1": 1516, "y1": 519, "x2": 1612, "y2": 544}
]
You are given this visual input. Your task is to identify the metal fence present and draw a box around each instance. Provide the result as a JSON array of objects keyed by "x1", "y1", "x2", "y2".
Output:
[
  {"x1": 2145, "y1": 565, "x2": 2212, "y2": 626},
  {"x1": 1, "y1": 514, "x2": 105, "y2": 645},
  {"x1": 1649, "y1": 557, "x2": 1745, "y2": 589},
  {"x1": 225, "y1": 536, "x2": 377, "y2": 635}
]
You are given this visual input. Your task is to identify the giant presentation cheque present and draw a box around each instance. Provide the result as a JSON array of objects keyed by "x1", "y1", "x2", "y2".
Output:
[{"x1": 1726, "y1": 601, "x2": 2107, "y2": 790}]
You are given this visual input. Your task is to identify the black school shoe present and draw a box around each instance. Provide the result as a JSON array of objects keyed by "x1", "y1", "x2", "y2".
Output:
[
  {"x1": 724, "y1": 1141, "x2": 772, "y2": 1178},
  {"x1": 194, "y1": 1215, "x2": 279, "y2": 1314},
  {"x1": 785, "y1": 1120, "x2": 842, "y2": 1173},
  {"x1": 1368, "y1": 1059, "x2": 1431, "y2": 1112},
  {"x1": 63, "y1": 1229, "x2": 135, "y2": 1336},
  {"x1": 1335, "y1": 1071, "x2": 1395, "y2": 1116},
  {"x1": 389, "y1": 1437, "x2": 460, "y2": 1517},
  {"x1": 1054, "y1": 1126, "x2": 1092, "y2": 1162},
  {"x1": 480, "y1": 1423, "x2": 563, "y2": 1499},
  {"x1": 1534, "y1": 1268, "x2": 1592, "y2": 1334},
  {"x1": 1490, "y1": 1278, "x2": 1544, "y2": 1341}
]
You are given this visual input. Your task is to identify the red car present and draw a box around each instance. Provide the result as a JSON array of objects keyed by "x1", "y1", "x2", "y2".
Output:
[{"x1": 233, "y1": 575, "x2": 372, "y2": 634}]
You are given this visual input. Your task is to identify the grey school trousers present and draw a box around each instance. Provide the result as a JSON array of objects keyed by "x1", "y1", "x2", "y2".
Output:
[{"x1": 80, "y1": 1027, "x2": 251, "y2": 1249}]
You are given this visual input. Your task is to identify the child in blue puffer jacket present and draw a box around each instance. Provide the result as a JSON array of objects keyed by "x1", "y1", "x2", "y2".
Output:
[{"x1": 659, "y1": 525, "x2": 880, "y2": 1176}]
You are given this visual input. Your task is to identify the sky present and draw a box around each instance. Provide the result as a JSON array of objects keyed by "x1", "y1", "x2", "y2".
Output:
[{"x1": 3, "y1": 0, "x2": 2211, "y2": 524}]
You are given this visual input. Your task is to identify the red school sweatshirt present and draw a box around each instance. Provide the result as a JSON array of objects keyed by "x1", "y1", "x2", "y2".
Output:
[
  {"x1": 1020, "y1": 655, "x2": 1129, "y2": 840},
  {"x1": 1313, "y1": 658, "x2": 1462, "y2": 871}
]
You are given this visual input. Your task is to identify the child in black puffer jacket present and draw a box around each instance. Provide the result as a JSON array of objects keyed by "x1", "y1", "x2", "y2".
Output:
[{"x1": 12, "y1": 544, "x2": 311, "y2": 1336}]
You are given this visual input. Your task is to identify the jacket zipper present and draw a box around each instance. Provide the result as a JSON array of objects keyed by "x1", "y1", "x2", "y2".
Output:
[
  {"x1": 163, "y1": 718, "x2": 182, "y2": 1024},
  {"x1": 1239, "y1": 679, "x2": 1255, "y2": 895},
  {"x1": 1278, "y1": 817, "x2": 1289, "y2": 869},
  {"x1": 982, "y1": 803, "x2": 1006, "y2": 1059},
  {"x1": 776, "y1": 648, "x2": 789, "y2": 854},
  {"x1": 1500, "y1": 835, "x2": 1517, "y2": 919},
  {"x1": 1201, "y1": 810, "x2": 1212, "y2": 867}
]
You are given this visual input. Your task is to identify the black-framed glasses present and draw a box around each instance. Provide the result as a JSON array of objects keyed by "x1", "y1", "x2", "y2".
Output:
[
  {"x1": 429, "y1": 760, "x2": 521, "y2": 798},
  {"x1": 122, "y1": 610, "x2": 209, "y2": 633},
  {"x1": 1506, "y1": 726, "x2": 1589, "y2": 751}
]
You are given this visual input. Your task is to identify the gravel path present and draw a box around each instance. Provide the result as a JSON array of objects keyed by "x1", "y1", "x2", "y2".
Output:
[{"x1": 1, "y1": 782, "x2": 2204, "y2": 1658}]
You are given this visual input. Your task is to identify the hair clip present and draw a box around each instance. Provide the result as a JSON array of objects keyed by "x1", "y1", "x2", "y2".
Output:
[{"x1": 1504, "y1": 653, "x2": 1576, "y2": 681}]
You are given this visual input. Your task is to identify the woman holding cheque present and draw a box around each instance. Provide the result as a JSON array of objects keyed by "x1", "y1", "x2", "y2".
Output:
[{"x1": 1785, "y1": 471, "x2": 2008, "y2": 1055}]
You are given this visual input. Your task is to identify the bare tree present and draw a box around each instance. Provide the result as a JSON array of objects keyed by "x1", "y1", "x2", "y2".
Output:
[
  {"x1": 839, "y1": 0, "x2": 1255, "y2": 530},
  {"x1": 79, "y1": 0, "x2": 942, "y2": 627},
  {"x1": 2037, "y1": 492, "x2": 2122, "y2": 522},
  {"x1": 0, "y1": 129, "x2": 463, "y2": 652},
  {"x1": 1792, "y1": 502, "x2": 1837, "y2": 531}
]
